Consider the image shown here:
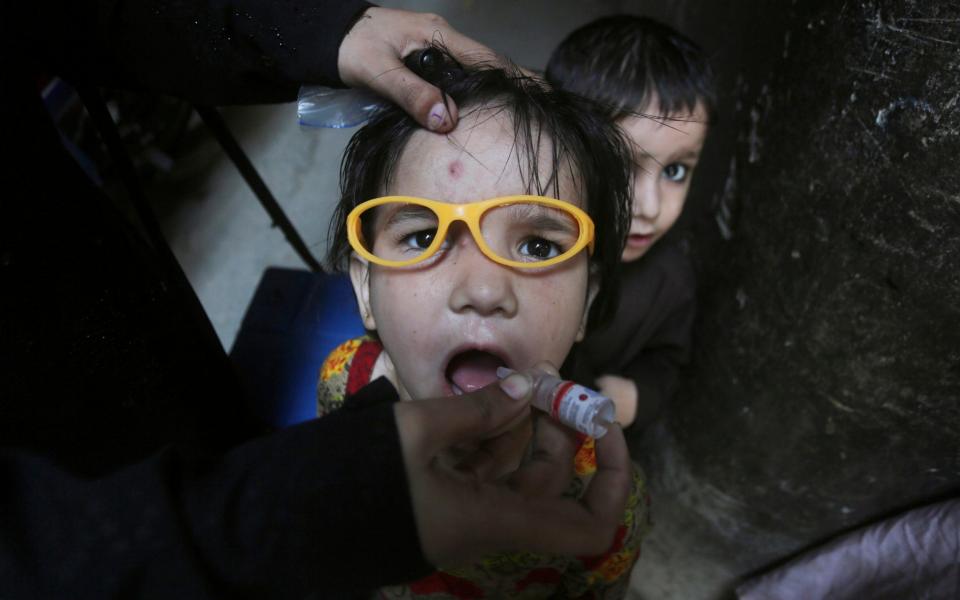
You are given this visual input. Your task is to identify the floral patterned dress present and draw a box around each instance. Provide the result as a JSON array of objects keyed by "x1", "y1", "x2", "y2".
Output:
[{"x1": 318, "y1": 336, "x2": 651, "y2": 599}]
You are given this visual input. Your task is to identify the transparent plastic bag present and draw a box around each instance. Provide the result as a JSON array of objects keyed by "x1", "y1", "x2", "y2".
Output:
[{"x1": 297, "y1": 86, "x2": 385, "y2": 128}]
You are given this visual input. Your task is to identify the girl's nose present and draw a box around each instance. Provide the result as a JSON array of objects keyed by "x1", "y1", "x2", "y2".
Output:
[{"x1": 447, "y1": 230, "x2": 519, "y2": 318}]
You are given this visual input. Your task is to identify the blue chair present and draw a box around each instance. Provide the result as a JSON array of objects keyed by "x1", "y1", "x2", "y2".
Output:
[{"x1": 230, "y1": 268, "x2": 365, "y2": 427}]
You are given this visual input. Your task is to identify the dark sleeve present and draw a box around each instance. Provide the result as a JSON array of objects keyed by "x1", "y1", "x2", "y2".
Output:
[
  {"x1": 621, "y1": 287, "x2": 696, "y2": 432},
  {"x1": 14, "y1": 0, "x2": 372, "y2": 105},
  {"x1": 0, "y1": 378, "x2": 432, "y2": 599}
]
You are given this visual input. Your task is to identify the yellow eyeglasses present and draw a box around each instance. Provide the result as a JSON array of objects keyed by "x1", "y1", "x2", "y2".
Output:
[{"x1": 347, "y1": 195, "x2": 595, "y2": 269}]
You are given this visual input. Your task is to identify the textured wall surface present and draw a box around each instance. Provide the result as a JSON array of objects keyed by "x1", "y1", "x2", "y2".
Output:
[{"x1": 630, "y1": 1, "x2": 960, "y2": 598}]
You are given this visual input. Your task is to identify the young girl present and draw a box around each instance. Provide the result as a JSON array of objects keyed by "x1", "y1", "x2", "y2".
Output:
[
  {"x1": 318, "y1": 62, "x2": 648, "y2": 598},
  {"x1": 546, "y1": 16, "x2": 718, "y2": 431}
]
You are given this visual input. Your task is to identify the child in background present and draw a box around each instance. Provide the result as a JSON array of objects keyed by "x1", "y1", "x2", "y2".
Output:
[
  {"x1": 546, "y1": 16, "x2": 717, "y2": 431},
  {"x1": 318, "y1": 60, "x2": 647, "y2": 598}
]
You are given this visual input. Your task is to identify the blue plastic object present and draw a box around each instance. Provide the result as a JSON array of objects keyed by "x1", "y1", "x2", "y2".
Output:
[{"x1": 230, "y1": 268, "x2": 365, "y2": 427}]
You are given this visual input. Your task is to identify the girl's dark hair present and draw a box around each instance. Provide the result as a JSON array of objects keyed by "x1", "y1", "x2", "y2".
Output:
[
  {"x1": 327, "y1": 55, "x2": 633, "y2": 328},
  {"x1": 545, "y1": 15, "x2": 717, "y2": 122}
]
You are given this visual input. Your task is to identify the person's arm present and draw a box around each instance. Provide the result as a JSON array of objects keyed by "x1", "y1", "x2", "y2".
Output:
[
  {"x1": 1, "y1": 378, "x2": 428, "y2": 598},
  {"x1": 16, "y1": 1, "x2": 492, "y2": 129},
  {"x1": 16, "y1": 0, "x2": 369, "y2": 103}
]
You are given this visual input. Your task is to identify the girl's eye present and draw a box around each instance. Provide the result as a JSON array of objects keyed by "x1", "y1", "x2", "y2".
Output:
[
  {"x1": 402, "y1": 228, "x2": 438, "y2": 250},
  {"x1": 663, "y1": 163, "x2": 689, "y2": 183},
  {"x1": 518, "y1": 237, "x2": 561, "y2": 260}
]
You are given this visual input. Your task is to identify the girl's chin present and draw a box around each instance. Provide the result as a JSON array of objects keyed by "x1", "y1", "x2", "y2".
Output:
[{"x1": 621, "y1": 233, "x2": 658, "y2": 261}]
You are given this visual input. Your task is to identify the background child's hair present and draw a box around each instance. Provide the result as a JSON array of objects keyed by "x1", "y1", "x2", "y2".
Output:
[
  {"x1": 327, "y1": 54, "x2": 633, "y2": 328},
  {"x1": 545, "y1": 15, "x2": 717, "y2": 122}
]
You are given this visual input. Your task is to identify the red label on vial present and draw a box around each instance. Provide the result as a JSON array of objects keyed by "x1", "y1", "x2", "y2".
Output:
[{"x1": 552, "y1": 381, "x2": 575, "y2": 418}]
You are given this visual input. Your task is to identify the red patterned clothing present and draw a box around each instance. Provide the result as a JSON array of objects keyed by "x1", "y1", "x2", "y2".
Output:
[{"x1": 318, "y1": 337, "x2": 651, "y2": 599}]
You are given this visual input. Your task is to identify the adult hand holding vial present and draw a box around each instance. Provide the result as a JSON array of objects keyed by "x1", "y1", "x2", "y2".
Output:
[{"x1": 395, "y1": 366, "x2": 631, "y2": 567}]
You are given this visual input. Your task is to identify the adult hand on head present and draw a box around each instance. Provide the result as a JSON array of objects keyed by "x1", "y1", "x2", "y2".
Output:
[
  {"x1": 337, "y1": 6, "x2": 496, "y2": 133},
  {"x1": 395, "y1": 368, "x2": 631, "y2": 568}
]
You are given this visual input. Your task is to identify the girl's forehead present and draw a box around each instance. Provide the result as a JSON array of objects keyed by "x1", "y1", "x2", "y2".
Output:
[{"x1": 388, "y1": 111, "x2": 583, "y2": 207}]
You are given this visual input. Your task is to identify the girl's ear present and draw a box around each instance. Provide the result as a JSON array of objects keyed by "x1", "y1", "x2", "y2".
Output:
[
  {"x1": 349, "y1": 254, "x2": 377, "y2": 330},
  {"x1": 576, "y1": 264, "x2": 601, "y2": 342}
]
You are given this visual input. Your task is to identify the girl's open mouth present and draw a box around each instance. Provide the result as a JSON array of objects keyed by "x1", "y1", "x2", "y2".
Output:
[{"x1": 445, "y1": 349, "x2": 508, "y2": 395}]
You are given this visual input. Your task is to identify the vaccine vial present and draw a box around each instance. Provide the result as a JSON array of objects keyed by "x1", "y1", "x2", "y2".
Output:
[{"x1": 498, "y1": 368, "x2": 617, "y2": 438}]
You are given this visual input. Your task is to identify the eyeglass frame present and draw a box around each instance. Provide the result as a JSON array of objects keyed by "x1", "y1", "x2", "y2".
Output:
[{"x1": 346, "y1": 195, "x2": 596, "y2": 269}]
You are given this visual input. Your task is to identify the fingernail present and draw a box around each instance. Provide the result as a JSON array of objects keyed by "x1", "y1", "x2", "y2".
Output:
[
  {"x1": 499, "y1": 373, "x2": 530, "y2": 401},
  {"x1": 427, "y1": 102, "x2": 448, "y2": 130},
  {"x1": 496, "y1": 366, "x2": 515, "y2": 379}
]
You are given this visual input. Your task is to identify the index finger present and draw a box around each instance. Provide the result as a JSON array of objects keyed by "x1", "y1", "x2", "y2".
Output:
[{"x1": 395, "y1": 382, "x2": 530, "y2": 463}]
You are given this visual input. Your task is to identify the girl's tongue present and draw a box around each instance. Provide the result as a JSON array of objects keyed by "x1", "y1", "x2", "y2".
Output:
[{"x1": 446, "y1": 350, "x2": 506, "y2": 394}]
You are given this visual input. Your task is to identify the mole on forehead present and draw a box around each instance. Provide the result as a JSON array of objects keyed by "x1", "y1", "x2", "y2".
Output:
[{"x1": 447, "y1": 160, "x2": 464, "y2": 179}]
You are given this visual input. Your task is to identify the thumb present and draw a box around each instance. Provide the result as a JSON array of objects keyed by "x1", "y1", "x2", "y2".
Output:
[{"x1": 395, "y1": 374, "x2": 532, "y2": 462}]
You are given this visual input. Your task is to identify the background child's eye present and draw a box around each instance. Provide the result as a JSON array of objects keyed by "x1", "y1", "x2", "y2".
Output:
[
  {"x1": 518, "y1": 237, "x2": 562, "y2": 260},
  {"x1": 663, "y1": 163, "x2": 689, "y2": 183}
]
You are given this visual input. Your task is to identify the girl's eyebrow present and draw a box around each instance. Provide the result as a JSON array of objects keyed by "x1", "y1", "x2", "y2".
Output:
[
  {"x1": 636, "y1": 148, "x2": 701, "y2": 166},
  {"x1": 672, "y1": 149, "x2": 701, "y2": 162},
  {"x1": 532, "y1": 215, "x2": 578, "y2": 235},
  {"x1": 505, "y1": 204, "x2": 579, "y2": 235},
  {"x1": 383, "y1": 204, "x2": 436, "y2": 226}
]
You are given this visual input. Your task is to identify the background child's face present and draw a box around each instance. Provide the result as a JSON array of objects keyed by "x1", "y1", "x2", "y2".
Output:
[
  {"x1": 350, "y1": 110, "x2": 596, "y2": 401},
  {"x1": 619, "y1": 100, "x2": 709, "y2": 262}
]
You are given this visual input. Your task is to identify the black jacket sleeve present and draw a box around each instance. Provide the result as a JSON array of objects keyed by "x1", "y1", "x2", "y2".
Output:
[
  {"x1": 569, "y1": 242, "x2": 697, "y2": 434},
  {"x1": 620, "y1": 292, "x2": 696, "y2": 430},
  {"x1": 0, "y1": 378, "x2": 432, "y2": 599},
  {"x1": 14, "y1": 0, "x2": 372, "y2": 105}
]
